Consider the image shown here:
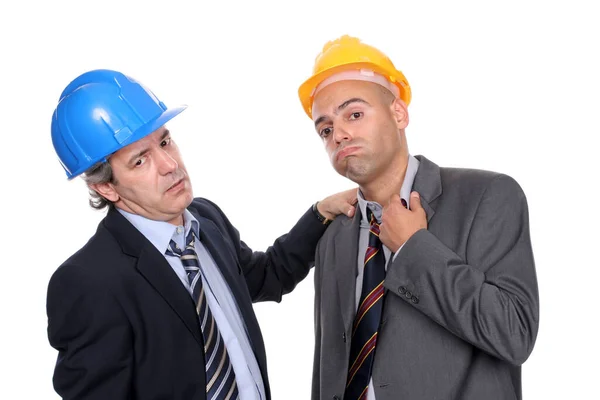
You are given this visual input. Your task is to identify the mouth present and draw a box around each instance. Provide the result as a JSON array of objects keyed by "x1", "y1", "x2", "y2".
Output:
[
  {"x1": 166, "y1": 178, "x2": 184, "y2": 193},
  {"x1": 336, "y1": 146, "x2": 360, "y2": 162}
]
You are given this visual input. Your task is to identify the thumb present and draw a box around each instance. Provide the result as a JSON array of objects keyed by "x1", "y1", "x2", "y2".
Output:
[
  {"x1": 409, "y1": 191, "x2": 422, "y2": 210},
  {"x1": 346, "y1": 201, "x2": 357, "y2": 217}
]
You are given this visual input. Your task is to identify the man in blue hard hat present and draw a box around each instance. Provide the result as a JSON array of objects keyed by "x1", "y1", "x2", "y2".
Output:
[{"x1": 47, "y1": 69, "x2": 357, "y2": 400}]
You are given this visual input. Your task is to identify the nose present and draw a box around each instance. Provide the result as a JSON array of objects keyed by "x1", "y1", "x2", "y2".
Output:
[
  {"x1": 156, "y1": 147, "x2": 178, "y2": 175},
  {"x1": 333, "y1": 121, "x2": 352, "y2": 144}
]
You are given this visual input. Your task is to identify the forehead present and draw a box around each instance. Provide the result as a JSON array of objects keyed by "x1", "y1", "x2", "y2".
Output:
[
  {"x1": 130, "y1": 126, "x2": 168, "y2": 148},
  {"x1": 112, "y1": 126, "x2": 169, "y2": 157},
  {"x1": 312, "y1": 80, "x2": 382, "y2": 119}
]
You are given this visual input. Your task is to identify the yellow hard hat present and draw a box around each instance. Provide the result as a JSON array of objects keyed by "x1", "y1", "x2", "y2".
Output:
[{"x1": 298, "y1": 35, "x2": 411, "y2": 119}]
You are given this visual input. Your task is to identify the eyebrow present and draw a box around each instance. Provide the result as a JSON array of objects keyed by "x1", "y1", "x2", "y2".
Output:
[
  {"x1": 314, "y1": 98, "x2": 371, "y2": 128},
  {"x1": 127, "y1": 129, "x2": 171, "y2": 165}
]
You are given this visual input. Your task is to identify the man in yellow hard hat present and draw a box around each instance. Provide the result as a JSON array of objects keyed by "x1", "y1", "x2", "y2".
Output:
[{"x1": 299, "y1": 35, "x2": 539, "y2": 400}]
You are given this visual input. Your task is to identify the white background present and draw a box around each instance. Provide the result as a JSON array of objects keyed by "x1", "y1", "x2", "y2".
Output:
[{"x1": 1, "y1": 0, "x2": 598, "y2": 398}]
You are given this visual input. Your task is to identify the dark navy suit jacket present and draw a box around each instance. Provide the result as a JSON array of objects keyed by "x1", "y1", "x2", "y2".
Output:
[{"x1": 47, "y1": 198, "x2": 327, "y2": 399}]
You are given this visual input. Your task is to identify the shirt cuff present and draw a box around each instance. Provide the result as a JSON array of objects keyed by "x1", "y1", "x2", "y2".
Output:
[{"x1": 392, "y1": 243, "x2": 405, "y2": 262}]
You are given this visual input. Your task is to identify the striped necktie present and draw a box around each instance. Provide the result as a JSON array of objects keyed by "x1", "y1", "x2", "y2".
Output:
[
  {"x1": 166, "y1": 230, "x2": 239, "y2": 400},
  {"x1": 344, "y1": 208, "x2": 386, "y2": 400}
]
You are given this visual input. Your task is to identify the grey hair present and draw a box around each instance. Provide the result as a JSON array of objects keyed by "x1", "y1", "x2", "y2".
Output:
[{"x1": 81, "y1": 161, "x2": 117, "y2": 210}]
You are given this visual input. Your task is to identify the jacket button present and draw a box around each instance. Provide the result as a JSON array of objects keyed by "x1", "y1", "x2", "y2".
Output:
[
  {"x1": 333, "y1": 396, "x2": 341, "y2": 400},
  {"x1": 411, "y1": 296, "x2": 419, "y2": 304},
  {"x1": 405, "y1": 290, "x2": 412, "y2": 299},
  {"x1": 398, "y1": 286, "x2": 406, "y2": 294}
]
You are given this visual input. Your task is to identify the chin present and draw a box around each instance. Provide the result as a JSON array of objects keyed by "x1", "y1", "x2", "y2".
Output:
[
  {"x1": 343, "y1": 164, "x2": 371, "y2": 184},
  {"x1": 169, "y1": 189, "x2": 194, "y2": 211},
  {"x1": 181, "y1": 190, "x2": 194, "y2": 208}
]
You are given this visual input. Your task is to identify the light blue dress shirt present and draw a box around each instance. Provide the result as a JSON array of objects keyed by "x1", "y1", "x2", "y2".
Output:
[{"x1": 118, "y1": 208, "x2": 265, "y2": 400}]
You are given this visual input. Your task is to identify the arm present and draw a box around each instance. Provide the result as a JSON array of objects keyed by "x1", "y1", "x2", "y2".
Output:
[
  {"x1": 47, "y1": 265, "x2": 133, "y2": 399},
  {"x1": 384, "y1": 174, "x2": 539, "y2": 365},
  {"x1": 201, "y1": 190, "x2": 356, "y2": 303},
  {"x1": 240, "y1": 205, "x2": 324, "y2": 302},
  {"x1": 204, "y1": 199, "x2": 329, "y2": 303}
]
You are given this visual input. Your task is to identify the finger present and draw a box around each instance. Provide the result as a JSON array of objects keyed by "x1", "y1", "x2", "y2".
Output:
[
  {"x1": 347, "y1": 190, "x2": 358, "y2": 204},
  {"x1": 347, "y1": 205, "x2": 356, "y2": 217},
  {"x1": 389, "y1": 193, "x2": 402, "y2": 206},
  {"x1": 345, "y1": 198, "x2": 357, "y2": 216},
  {"x1": 410, "y1": 191, "x2": 422, "y2": 210}
]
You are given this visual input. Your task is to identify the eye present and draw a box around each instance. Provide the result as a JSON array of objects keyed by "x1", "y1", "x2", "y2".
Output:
[
  {"x1": 160, "y1": 137, "x2": 171, "y2": 147},
  {"x1": 348, "y1": 112, "x2": 362, "y2": 120},
  {"x1": 319, "y1": 127, "x2": 332, "y2": 139},
  {"x1": 134, "y1": 157, "x2": 146, "y2": 167}
]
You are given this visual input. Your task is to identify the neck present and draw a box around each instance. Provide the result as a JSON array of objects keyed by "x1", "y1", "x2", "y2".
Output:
[
  {"x1": 360, "y1": 153, "x2": 408, "y2": 206},
  {"x1": 115, "y1": 202, "x2": 184, "y2": 226},
  {"x1": 167, "y1": 214, "x2": 184, "y2": 226}
]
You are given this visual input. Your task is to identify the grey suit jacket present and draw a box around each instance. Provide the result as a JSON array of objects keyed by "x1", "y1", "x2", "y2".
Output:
[{"x1": 313, "y1": 155, "x2": 539, "y2": 400}]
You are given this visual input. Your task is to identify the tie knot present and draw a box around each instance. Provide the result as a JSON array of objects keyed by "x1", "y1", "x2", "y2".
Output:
[
  {"x1": 166, "y1": 229, "x2": 196, "y2": 257},
  {"x1": 366, "y1": 207, "x2": 380, "y2": 228}
]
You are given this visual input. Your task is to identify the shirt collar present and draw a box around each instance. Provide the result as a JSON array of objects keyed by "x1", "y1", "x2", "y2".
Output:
[
  {"x1": 117, "y1": 208, "x2": 200, "y2": 255},
  {"x1": 357, "y1": 154, "x2": 420, "y2": 225}
]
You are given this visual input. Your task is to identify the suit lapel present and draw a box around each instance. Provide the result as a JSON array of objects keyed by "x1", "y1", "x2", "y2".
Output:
[
  {"x1": 136, "y1": 246, "x2": 204, "y2": 347},
  {"x1": 413, "y1": 155, "x2": 443, "y2": 222},
  {"x1": 104, "y1": 208, "x2": 204, "y2": 348},
  {"x1": 334, "y1": 211, "x2": 361, "y2": 334}
]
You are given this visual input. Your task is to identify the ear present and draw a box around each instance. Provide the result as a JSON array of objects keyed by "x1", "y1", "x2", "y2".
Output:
[
  {"x1": 89, "y1": 182, "x2": 120, "y2": 203},
  {"x1": 391, "y1": 98, "x2": 409, "y2": 129}
]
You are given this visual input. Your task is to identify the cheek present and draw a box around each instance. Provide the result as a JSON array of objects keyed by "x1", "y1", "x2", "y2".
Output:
[
  {"x1": 122, "y1": 176, "x2": 159, "y2": 198},
  {"x1": 113, "y1": 182, "x2": 137, "y2": 201},
  {"x1": 325, "y1": 141, "x2": 336, "y2": 161}
]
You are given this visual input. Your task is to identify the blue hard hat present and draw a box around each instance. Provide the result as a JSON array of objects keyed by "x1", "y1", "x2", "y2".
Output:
[{"x1": 51, "y1": 69, "x2": 187, "y2": 179}]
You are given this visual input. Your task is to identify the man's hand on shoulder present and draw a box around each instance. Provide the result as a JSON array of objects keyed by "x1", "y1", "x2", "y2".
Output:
[
  {"x1": 380, "y1": 191, "x2": 427, "y2": 252},
  {"x1": 316, "y1": 188, "x2": 358, "y2": 221}
]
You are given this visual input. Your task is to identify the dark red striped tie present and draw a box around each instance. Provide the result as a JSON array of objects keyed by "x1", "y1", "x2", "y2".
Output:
[{"x1": 344, "y1": 208, "x2": 386, "y2": 400}]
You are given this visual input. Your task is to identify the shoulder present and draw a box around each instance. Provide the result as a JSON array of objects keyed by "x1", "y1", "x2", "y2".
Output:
[
  {"x1": 187, "y1": 197, "x2": 239, "y2": 240},
  {"x1": 188, "y1": 197, "x2": 227, "y2": 219},
  {"x1": 436, "y1": 165, "x2": 528, "y2": 220},
  {"x1": 316, "y1": 215, "x2": 349, "y2": 252},
  {"x1": 48, "y1": 222, "x2": 130, "y2": 295},
  {"x1": 439, "y1": 165, "x2": 526, "y2": 200}
]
